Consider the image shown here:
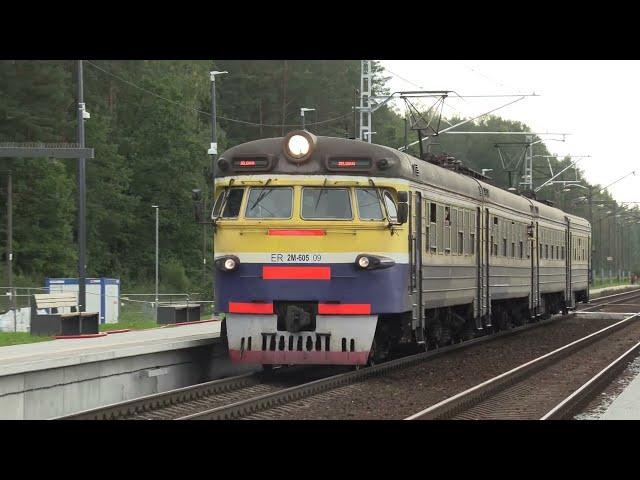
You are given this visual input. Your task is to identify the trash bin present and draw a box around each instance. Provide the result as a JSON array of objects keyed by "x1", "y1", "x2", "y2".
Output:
[{"x1": 157, "y1": 304, "x2": 201, "y2": 325}]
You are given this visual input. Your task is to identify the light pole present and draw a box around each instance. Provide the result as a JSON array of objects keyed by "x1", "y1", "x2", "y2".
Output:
[
  {"x1": 77, "y1": 60, "x2": 90, "y2": 313},
  {"x1": 152, "y1": 205, "x2": 159, "y2": 321},
  {"x1": 208, "y1": 70, "x2": 227, "y2": 312},
  {"x1": 300, "y1": 107, "x2": 315, "y2": 130},
  {"x1": 1, "y1": 171, "x2": 15, "y2": 329}
]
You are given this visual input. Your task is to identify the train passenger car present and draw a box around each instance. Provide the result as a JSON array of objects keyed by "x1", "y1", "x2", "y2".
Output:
[{"x1": 208, "y1": 131, "x2": 591, "y2": 366}]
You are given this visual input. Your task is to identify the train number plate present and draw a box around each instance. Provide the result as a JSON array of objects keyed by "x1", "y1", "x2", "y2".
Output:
[{"x1": 270, "y1": 253, "x2": 323, "y2": 263}]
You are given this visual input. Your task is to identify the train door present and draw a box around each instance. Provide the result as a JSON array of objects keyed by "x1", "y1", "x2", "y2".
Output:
[
  {"x1": 409, "y1": 191, "x2": 425, "y2": 344},
  {"x1": 475, "y1": 207, "x2": 484, "y2": 326},
  {"x1": 484, "y1": 207, "x2": 491, "y2": 325},
  {"x1": 534, "y1": 221, "x2": 541, "y2": 315},
  {"x1": 415, "y1": 191, "x2": 425, "y2": 343},
  {"x1": 565, "y1": 218, "x2": 573, "y2": 308}
]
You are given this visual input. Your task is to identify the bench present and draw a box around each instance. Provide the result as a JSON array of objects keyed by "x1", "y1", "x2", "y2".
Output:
[
  {"x1": 157, "y1": 304, "x2": 201, "y2": 325},
  {"x1": 30, "y1": 293, "x2": 100, "y2": 336}
]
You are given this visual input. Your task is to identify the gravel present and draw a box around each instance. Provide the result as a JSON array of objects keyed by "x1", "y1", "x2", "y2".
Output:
[{"x1": 261, "y1": 316, "x2": 622, "y2": 420}]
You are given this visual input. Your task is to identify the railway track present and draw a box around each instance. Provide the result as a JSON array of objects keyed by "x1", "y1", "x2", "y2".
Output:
[
  {"x1": 406, "y1": 297, "x2": 640, "y2": 420},
  {"x1": 57, "y1": 288, "x2": 640, "y2": 420}
]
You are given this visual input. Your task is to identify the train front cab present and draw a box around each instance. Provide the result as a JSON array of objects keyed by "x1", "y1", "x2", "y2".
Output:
[{"x1": 213, "y1": 177, "x2": 411, "y2": 366}]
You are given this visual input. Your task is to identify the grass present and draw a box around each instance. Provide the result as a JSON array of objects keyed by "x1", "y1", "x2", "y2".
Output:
[
  {"x1": 99, "y1": 308, "x2": 157, "y2": 332},
  {"x1": 591, "y1": 278, "x2": 633, "y2": 290},
  {"x1": 0, "y1": 332, "x2": 52, "y2": 347}
]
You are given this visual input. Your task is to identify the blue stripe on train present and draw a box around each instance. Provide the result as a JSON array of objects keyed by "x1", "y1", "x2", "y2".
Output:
[{"x1": 215, "y1": 263, "x2": 410, "y2": 314}]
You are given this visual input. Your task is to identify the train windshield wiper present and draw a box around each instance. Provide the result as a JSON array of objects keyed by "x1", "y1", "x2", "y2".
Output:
[
  {"x1": 249, "y1": 179, "x2": 273, "y2": 211},
  {"x1": 314, "y1": 178, "x2": 329, "y2": 211}
]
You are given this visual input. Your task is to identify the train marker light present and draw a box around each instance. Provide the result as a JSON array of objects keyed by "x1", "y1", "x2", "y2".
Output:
[{"x1": 224, "y1": 258, "x2": 237, "y2": 270}]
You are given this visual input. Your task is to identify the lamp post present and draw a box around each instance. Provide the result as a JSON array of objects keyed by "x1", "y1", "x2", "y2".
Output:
[
  {"x1": 1, "y1": 171, "x2": 15, "y2": 329},
  {"x1": 208, "y1": 70, "x2": 227, "y2": 312},
  {"x1": 77, "y1": 60, "x2": 90, "y2": 313},
  {"x1": 152, "y1": 205, "x2": 159, "y2": 321},
  {"x1": 300, "y1": 107, "x2": 315, "y2": 130}
]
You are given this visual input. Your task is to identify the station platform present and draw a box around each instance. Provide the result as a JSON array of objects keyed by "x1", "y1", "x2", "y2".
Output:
[
  {"x1": 0, "y1": 320, "x2": 221, "y2": 377},
  {"x1": 600, "y1": 367, "x2": 640, "y2": 420},
  {"x1": 0, "y1": 320, "x2": 255, "y2": 419}
]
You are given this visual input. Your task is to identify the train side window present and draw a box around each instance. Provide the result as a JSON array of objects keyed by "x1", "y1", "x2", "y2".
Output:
[
  {"x1": 444, "y1": 206, "x2": 451, "y2": 254},
  {"x1": 451, "y1": 208, "x2": 458, "y2": 255},
  {"x1": 539, "y1": 242, "x2": 542, "y2": 258},
  {"x1": 437, "y1": 204, "x2": 444, "y2": 254},
  {"x1": 561, "y1": 246, "x2": 565, "y2": 260},
  {"x1": 470, "y1": 232, "x2": 476, "y2": 255},
  {"x1": 463, "y1": 210, "x2": 468, "y2": 255},
  {"x1": 428, "y1": 202, "x2": 437, "y2": 253},
  {"x1": 511, "y1": 242, "x2": 515, "y2": 258},
  {"x1": 545, "y1": 244, "x2": 549, "y2": 259},
  {"x1": 220, "y1": 188, "x2": 245, "y2": 218},
  {"x1": 556, "y1": 246, "x2": 559, "y2": 260},
  {"x1": 502, "y1": 238, "x2": 507, "y2": 257},
  {"x1": 424, "y1": 201, "x2": 430, "y2": 254},
  {"x1": 519, "y1": 241, "x2": 523, "y2": 259}
]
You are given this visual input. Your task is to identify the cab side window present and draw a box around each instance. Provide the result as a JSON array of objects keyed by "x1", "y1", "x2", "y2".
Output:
[
  {"x1": 219, "y1": 188, "x2": 245, "y2": 218},
  {"x1": 383, "y1": 191, "x2": 397, "y2": 222}
]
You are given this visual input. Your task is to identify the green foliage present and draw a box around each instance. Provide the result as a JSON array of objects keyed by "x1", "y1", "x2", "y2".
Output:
[{"x1": 161, "y1": 258, "x2": 191, "y2": 292}]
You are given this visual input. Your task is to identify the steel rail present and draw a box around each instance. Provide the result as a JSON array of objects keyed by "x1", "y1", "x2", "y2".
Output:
[
  {"x1": 55, "y1": 372, "x2": 261, "y2": 420},
  {"x1": 177, "y1": 313, "x2": 590, "y2": 420},
  {"x1": 540, "y1": 339, "x2": 640, "y2": 420},
  {"x1": 405, "y1": 313, "x2": 640, "y2": 420},
  {"x1": 56, "y1": 288, "x2": 640, "y2": 420}
]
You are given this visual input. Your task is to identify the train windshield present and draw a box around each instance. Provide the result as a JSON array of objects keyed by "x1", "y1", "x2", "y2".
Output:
[
  {"x1": 245, "y1": 187, "x2": 293, "y2": 219},
  {"x1": 356, "y1": 188, "x2": 384, "y2": 220},
  {"x1": 302, "y1": 188, "x2": 352, "y2": 220}
]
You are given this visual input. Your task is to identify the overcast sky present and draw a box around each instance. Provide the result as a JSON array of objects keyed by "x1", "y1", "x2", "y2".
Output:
[{"x1": 380, "y1": 60, "x2": 639, "y2": 203}]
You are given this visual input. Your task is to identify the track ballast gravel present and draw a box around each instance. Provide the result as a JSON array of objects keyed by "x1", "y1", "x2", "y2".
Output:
[{"x1": 261, "y1": 316, "x2": 620, "y2": 420}]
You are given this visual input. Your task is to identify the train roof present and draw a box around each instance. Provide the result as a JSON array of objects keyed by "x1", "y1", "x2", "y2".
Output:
[{"x1": 217, "y1": 133, "x2": 588, "y2": 226}]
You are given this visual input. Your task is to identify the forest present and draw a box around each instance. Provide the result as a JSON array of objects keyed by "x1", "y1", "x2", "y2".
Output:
[{"x1": 0, "y1": 60, "x2": 637, "y2": 297}]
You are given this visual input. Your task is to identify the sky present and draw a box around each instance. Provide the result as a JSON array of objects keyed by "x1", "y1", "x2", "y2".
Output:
[{"x1": 380, "y1": 60, "x2": 640, "y2": 203}]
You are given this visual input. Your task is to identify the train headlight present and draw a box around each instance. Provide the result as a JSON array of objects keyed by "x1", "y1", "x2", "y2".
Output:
[
  {"x1": 215, "y1": 255, "x2": 240, "y2": 272},
  {"x1": 288, "y1": 135, "x2": 310, "y2": 158},
  {"x1": 283, "y1": 130, "x2": 317, "y2": 163},
  {"x1": 355, "y1": 254, "x2": 395, "y2": 270}
]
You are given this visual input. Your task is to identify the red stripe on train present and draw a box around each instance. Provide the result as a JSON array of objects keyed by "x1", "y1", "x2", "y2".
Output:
[
  {"x1": 267, "y1": 229, "x2": 326, "y2": 236},
  {"x1": 229, "y1": 302, "x2": 274, "y2": 314},
  {"x1": 317, "y1": 303, "x2": 371, "y2": 315},
  {"x1": 263, "y1": 266, "x2": 331, "y2": 280}
]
